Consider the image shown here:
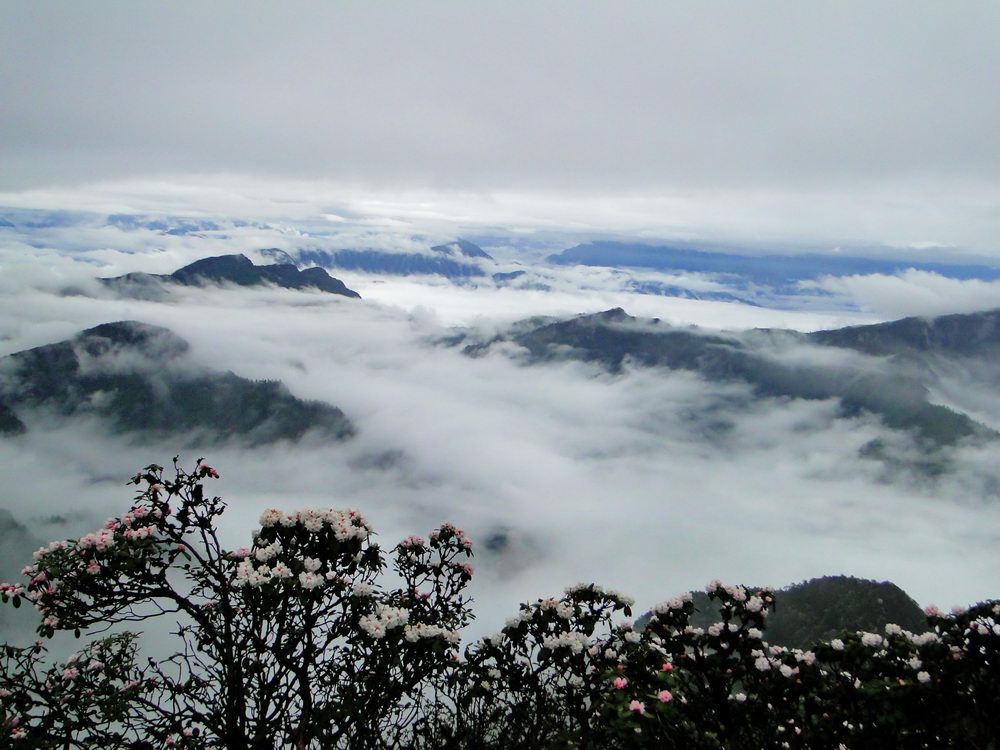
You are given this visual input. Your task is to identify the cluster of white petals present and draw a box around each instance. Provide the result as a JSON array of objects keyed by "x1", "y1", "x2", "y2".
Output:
[
  {"x1": 794, "y1": 650, "x2": 817, "y2": 666},
  {"x1": 32, "y1": 540, "x2": 70, "y2": 560},
  {"x1": 258, "y1": 508, "x2": 371, "y2": 541},
  {"x1": 359, "y1": 604, "x2": 410, "y2": 639},
  {"x1": 907, "y1": 631, "x2": 940, "y2": 646},
  {"x1": 254, "y1": 541, "x2": 283, "y2": 562},
  {"x1": 541, "y1": 631, "x2": 589, "y2": 654},
  {"x1": 351, "y1": 582, "x2": 374, "y2": 597},
  {"x1": 650, "y1": 592, "x2": 693, "y2": 614},
  {"x1": 298, "y1": 572, "x2": 324, "y2": 589},
  {"x1": 405, "y1": 623, "x2": 461, "y2": 644},
  {"x1": 860, "y1": 632, "x2": 884, "y2": 648},
  {"x1": 77, "y1": 530, "x2": 116, "y2": 551}
]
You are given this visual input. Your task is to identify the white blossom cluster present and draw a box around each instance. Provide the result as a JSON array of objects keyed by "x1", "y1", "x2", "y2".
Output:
[
  {"x1": 504, "y1": 609, "x2": 531, "y2": 629},
  {"x1": 76, "y1": 530, "x2": 116, "y2": 552},
  {"x1": 859, "y1": 632, "x2": 884, "y2": 648},
  {"x1": 404, "y1": 623, "x2": 461, "y2": 645},
  {"x1": 541, "y1": 631, "x2": 589, "y2": 654},
  {"x1": 649, "y1": 591, "x2": 694, "y2": 615},
  {"x1": 258, "y1": 507, "x2": 371, "y2": 541},
  {"x1": 233, "y1": 558, "x2": 324, "y2": 590},
  {"x1": 359, "y1": 604, "x2": 410, "y2": 639},
  {"x1": 32, "y1": 540, "x2": 71, "y2": 560},
  {"x1": 538, "y1": 598, "x2": 575, "y2": 619}
]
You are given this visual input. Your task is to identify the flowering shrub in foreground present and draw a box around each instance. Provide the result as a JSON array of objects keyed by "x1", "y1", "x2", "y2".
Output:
[
  {"x1": 1, "y1": 459, "x2": 999, "y2": 749},
  {"x1": 1, "y1": 459, "x2": 473, "y2": 749}
]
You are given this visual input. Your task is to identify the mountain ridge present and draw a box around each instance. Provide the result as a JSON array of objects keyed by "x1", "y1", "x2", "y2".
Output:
[
  {"x1": 101, "y1": 254, "x2": 361, "y2": 299},
  {"x1": 0, "y1": 321, "x2": 354, "y2": 446},
  {"x1": 465, "y1": 307, "x2": 1000, "y2": 447}
]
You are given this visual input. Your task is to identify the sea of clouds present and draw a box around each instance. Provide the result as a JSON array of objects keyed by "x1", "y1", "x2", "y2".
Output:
[{"x1": 2, "y1": 211, "x2": 1000, "y2": 644}]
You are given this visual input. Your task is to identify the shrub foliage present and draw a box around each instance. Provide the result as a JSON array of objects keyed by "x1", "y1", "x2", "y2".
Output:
[{"x1": 1, "y1": 460, "x2": 998, "y2": 748}]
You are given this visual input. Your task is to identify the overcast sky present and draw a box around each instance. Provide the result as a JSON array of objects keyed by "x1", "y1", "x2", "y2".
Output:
[{"x1": 3, "y1": 1, "x2": 1000, "y2": 250}]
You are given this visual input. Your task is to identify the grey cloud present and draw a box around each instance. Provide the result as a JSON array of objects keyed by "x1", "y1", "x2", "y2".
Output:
[{"x1": 3, "y1": 2, "x2": 1000, "y2": 252}]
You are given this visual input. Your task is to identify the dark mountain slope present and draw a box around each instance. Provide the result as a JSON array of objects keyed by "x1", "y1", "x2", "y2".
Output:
[
  {"x1": 297, "y1": 248, "x2": 487, "y2": 278},
  {"x1": 548, "y1": 241, "x2": 1000, "y2": 288},
  {"x1": 494, "y1": 308, "x2": 987, "y2": 445},
  {"x1": 0, "y1": 322, "x2": 353, "y2": 446},
  {"x1": 808, "y1": 308, "x2": 1000, "y2": 357},
  {"x1": 430, "y1": 239, "x2": 494, "y2": 260},
  {"x1": 294, "y1": 240, "x2": 492, "y2": 279},
  {"x1": 102, "y1": 254, "x2": 360, "y2": 299},
  {"x1": 670, "y1": 576, "x2": 927, "y2": 650}
]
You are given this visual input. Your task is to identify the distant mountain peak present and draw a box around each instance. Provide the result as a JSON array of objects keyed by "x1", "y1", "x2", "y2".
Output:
[
  {"x1": 481, "y1": 306, "x2": 996, "y2": 447},
  {"x1": 76, "y1": 321, "x2": 190, "y2": 361},
  {"x1": 101, "y1": 254, "x2": 360, "y2": 299},
  {"x1": 0, "y1": 322, "x2": 354, "y2": 446},
  {"x1": 430, "y1": 239, "x2": 493, "y2": 260}
]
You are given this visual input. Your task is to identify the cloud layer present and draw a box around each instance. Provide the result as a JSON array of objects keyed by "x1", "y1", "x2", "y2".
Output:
[
  {"x1": 4, "y1": 3, "x2": 1000, "y2": 251},
  {"x1": 2, "y1": 247, "x2": 999, "y2": 638}
]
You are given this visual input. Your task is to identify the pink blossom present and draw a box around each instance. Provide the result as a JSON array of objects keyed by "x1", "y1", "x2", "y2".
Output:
[
  {"x1": 61, "y1": 667, "x2": 79, "y2": 681},
  {"x1": 628, "y1": 700, "x2": 645, "y2": 714},
  {"x1": 661, "y1": 663, "x2": 673, "y2": 671},
  {"x1": 613, "y1": 677, "x2": 628, "y2": 689},
  {"x1": 657, "y1": 690, "x2": 673, "y2": 703}
]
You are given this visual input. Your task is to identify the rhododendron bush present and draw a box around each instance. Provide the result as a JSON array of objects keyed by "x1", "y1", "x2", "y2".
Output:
[{"x1": 1, "y1": 460, "x2": 998, "y2": 749}]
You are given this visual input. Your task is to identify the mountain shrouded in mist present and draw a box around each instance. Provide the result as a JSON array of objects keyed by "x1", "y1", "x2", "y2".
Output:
[
  {"x1": 464, "y1": 307, "x2": 999, "y2": 447},
  {"x1": 548, "y1": 241, "x2": 1000, "y2": 289},
  {"x1": 0, "y1": 321, "x2": 354, "y2": 446},
  {"x1": 638, "y1": 575, "x2": 927, "y2": 651},
  {"x1": 100, "y1": 253, "x2": 361, "y2": 299},
  {"x1": 296, "y1": 239, "x2": 493, "y2": 279}
]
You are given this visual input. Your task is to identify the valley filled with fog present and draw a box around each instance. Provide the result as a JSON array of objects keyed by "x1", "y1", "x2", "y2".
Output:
[{"x1": 3, "y1": 210, "x2": 1000, "y2": 641}]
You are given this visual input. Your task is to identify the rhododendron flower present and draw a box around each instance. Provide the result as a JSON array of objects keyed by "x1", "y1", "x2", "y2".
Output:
[
  {"x1": 860, "y1": 633, "x2": 883, "y2": 647},
  {"x1": 917, "y1": 671, "x2": 931, "y2": 683},
  {"x1": 628, "y1": 700, "x2": 645, "y2": 714},
  {"x1": 661, "y1": 663, "x2": 673, "y2": 671},
  {"x1": 613, "y1": 677, "x2": 628, "y2": 689},
  {"x1": 298, "y1": 572, "x2": 324, "y2": 589},
  {"x1": 657, "y1": 690, "x2": 673, "y2": 703}
]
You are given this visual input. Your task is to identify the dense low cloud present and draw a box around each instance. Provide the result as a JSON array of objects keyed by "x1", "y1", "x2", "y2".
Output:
[
  {"x1": 1, "y1": 248, "x2": 999, "y2": 642},
  {"x1": 811, "y1": 269, "x2": 1000, "y2": 319}
]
